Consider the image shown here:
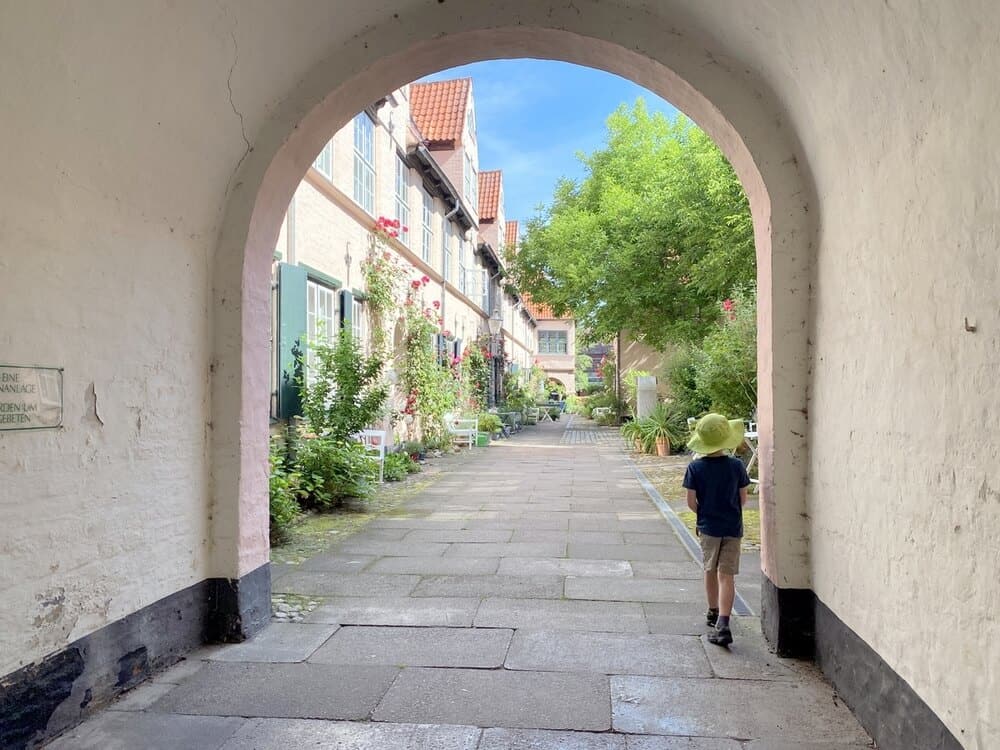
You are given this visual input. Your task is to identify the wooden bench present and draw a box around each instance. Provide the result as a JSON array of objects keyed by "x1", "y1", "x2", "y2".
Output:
[{"x1": 444, "y1": 413, "x2": 478, "y2": 448}]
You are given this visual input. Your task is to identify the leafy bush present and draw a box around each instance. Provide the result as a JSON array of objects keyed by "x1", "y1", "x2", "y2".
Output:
[
  {"x1": 694, "y1": 290, "x2": 757, "y2": 419},
  {"x1": 296, "y1": 438, "x2": 378, "y2": 508},
  {"x1": 403, "y1": 440, "x2": 425, "y2": 459},
  {"x1": 383, "y1": 452, "x2": 410, "y2": 482},
  {"x1": 622, "y1": 369, "x2": 651, "y2": 408},
  {"x1": 299, "y1": 330, "x2": 388, "y2": 441},
  {"x1": 477, "y1": 413, "x2": 503, "y2": 433},
  {"x1": 269, "y1": 440, "x2": 302, "y2": 542},
  {"x1": 665, "y1": 345, "x2": 712, "y2": 421}
]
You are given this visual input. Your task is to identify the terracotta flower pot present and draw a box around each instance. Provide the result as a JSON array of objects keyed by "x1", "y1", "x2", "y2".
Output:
[
  {"x1": 655, "y1": 436, "x2": 670, "y2": 457},
  {"x1": 634, "y1": 438, "x2": 643, "y2": 452}
]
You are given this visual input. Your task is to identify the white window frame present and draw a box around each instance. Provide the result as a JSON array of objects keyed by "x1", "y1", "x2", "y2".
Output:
[
  {"x1": 538, "y1": 330, "x2": 568, "y2": 355},
  {"x1": 463, "y1": 151, "x2": 477, "y2": 207},
  {"x1": 458, "y1": 238, "x2": 469, "y2": 295},
  {"x1": 481, "y1": 268, "x2": 489, "y2": 311},
  {"x1": 443, "y1": 222, "x2": 453, "y2": 283},
  {"x1": 353, "y1": 114, "x2": 375, "y2": 215},
  {"x1": 306, "y1": 279, "x2": 337, "y2": 381},
  {"x1": 421, "y1": 189, "x2": 433, "y2": 263},
  {"x1": 312, "y1": 140, "x2": 333, "y2": 180},
  {"x1": 352, "y1": 297, "x2": 365, "y2": 349},
  {"x1": 394, "y1": 154, "x2": 410, "y2": 246}
]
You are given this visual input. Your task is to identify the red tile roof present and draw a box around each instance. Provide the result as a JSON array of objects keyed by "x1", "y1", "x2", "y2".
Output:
[
  {"x1": 523, "y1": 295, "x2": 571, "y2": 320},
  {"x1": 409, "y1": 78, "x2": 471, "y2": 148},
  {"x1": 479, "y1": 170, "x2": 502, "y2": 222},
  {"x1": 505, "y1": 220, "x2": 519, "y2": 250}
]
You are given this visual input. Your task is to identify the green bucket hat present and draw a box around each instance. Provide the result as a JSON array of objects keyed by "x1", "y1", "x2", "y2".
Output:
[{"x1": 687, "y1": 413, "x2": 746, "y2": 455}]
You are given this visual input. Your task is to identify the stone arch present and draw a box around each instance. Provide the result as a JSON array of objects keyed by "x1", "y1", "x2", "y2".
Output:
[{"x1": 211, "y1": 11, "x2": 815, "y2": 648}]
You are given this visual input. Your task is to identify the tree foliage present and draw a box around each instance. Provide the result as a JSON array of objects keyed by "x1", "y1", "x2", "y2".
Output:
[{"x1": 509, "y1": 101, "x2": 754, "y2": 351}]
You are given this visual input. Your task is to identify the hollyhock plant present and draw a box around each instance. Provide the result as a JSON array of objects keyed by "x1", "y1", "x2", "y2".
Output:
[{"x1": 432, "y1": 300, "x2": 440, "y2": 309}]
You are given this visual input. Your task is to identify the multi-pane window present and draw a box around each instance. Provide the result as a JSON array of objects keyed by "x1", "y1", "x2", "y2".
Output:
[
  {"x1": 443, "y1": 222, "x2": 453, "y2": 283},
  {"x1": 481, "y1": 268, "x2": 489, "y2": 311},
  {"x1": 394, "y1": 155, "x2": 410, "y2": 246},
  {"x1": 352, "y1": 297, "x2": 365, "y2": 348},
  {"x1": 313, "y1": 140, "x2": 333, "y2": 180},
  {"x1": 538, "y1": 330, "x2": 568, "y2": 354},
  {"x1": 466, "y1": 106, "x2": 476, "y2": 142},
  {"x1": 353, "y1": 114, "x2": 375, "y2": 215},
  {"x1": 463, "y1": 151, "x2": 477, "y2": 207},
  {"x1": 458, "y1": 238, "x2": 469, "y2": 295},
  {"x1": 306, "y1": 280, "x2": 337, "y2": 380},
  {"x1": 421, "y1": 190, "x2": 433, "y2": 263}
]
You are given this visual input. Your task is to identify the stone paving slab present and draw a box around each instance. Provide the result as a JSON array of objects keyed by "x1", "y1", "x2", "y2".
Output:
[
  {"x1": 478, "y1": 727, "x2": 626, "y2": 749},
  {"x1": 443, "y1": 542, "x2": 567, "y2": 558},
  {"x1": 498, "y1": 557, "x2": 633, "y2": 578},
  {"x1": 106, "y1": 680, "x2": 183, "y2": 711},
  {"x1": 622, "y1": 533, "x2": 681, "y2": 545},
  {"x1": 741, "y1": 742, "x2": 876, "y2": 750},
  {"x1": 630, "y1": 561, "x2": 703, "y2": 580},
  {"x1": 309, "y1": 626, "x2": 512, "y2": 667},
  {"x1": 565, "y1": 576, "x2": 704, "y2": 605},
  {"x1": 464, "y1": 518, "x2": 570, "y2": 530},
  {"x1": 305, "y1": 596, "x2": 481, "y2": 627},
  {"x1": 206, "y1": 623, "x2": 339, "y2": 663},
  {"x1": 505, "y1": 630, "x2": 712, "y2": 677},
  {"x1": 218, "y1": 718, "x2": 482, "y2": 750},
  {"x1": 510, "y1": 530, "x2": 626, "y2": 544},
  {"x1": 610, "y1": 676, "x2": 872, "y2": 743},
  {"x1": 297, "y1": 554, "x2": 377, "y2": 573},
  {"x1": 46, "y1": 711, "x2": 246, "y2": 750},
  {"x1": 569, "y1": 543, "x2": 692, "y2": 562},
  {"x1": 700, "y1": 630, "x2": 800, "y2": 681},
  {"x1": 272, "y1": 572, "x2": 420, "y2": 597},
  {"x1": 642, "y1": 607, "x2": 710, "y2": 635},
  {"x1": 373, "y1": 668, "x2": 611, "y2": 731},
  {"x1": 625, "y1": 737, "x2": 742, "y2": 749},
  {"x1": 335, "y1": 541, "x2": 449, "y2": 557},
  {"x1": 151, "y1": 662, "x2": 399, "y2": 720},
  {"x1": 474, "y1": 597, "x2": 647, "y2": 632},
  {"x1": 348, "y1": 527, "x2": 413, "y2": 541},
  {"x1": 369, "y1": 518, "x2": 466, "y2": 530},
  {"x1": 366, "y1": 556, "x2": 500, "y2": 575},
  {"x1": 411, "y1": 574, "x2": 564, "y2": 598},
  {"x1": 403, "y1": 528, "x2": 514, "y2": 543}
]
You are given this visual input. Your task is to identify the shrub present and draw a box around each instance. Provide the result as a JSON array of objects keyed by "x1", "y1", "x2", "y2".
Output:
[
  {"x1": 268, "y1": 440, "x2": 301, "y2": 543},
  {"x1": 296, "y1": 438, "x2": 378, "y2": 508},
  {"x1": 477, "y1": 413, "x2": 503, "y2": 433},
  {"x1": 383, "y1": 451, "x2": 410, "y2": 482}
]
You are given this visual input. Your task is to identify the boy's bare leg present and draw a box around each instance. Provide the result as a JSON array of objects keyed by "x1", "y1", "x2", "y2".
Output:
[
  {"x1": 718, "y1": 572, "x2": 736, "y2": 618},
  {"x1": 705, "y1": 571, "x2": 719, "y2": 610}
]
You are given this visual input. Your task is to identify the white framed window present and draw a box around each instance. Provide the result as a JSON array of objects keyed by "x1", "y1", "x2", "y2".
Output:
[
  {"x1": 394, "y1": 155, "x2": 410, "y2": 246},
  {"x1": 312, "y1": 140, "x2": 333, "y2": 180},
  {"x1": 458, "y1": 238, "x2": 469, "y2": 295},
  {"x1": 352, "y1": 297, "x2": 365, "y2": 347},
  {"x1": 538, "y1": 330, "x2": 568, "y2": 354},
  {"x1": 306, "y1": 280, "x2": 337, "y2": 380},
  {"x1": 421, "y1": 190, "x2": 433, "y2": 263},
  {"x1": 466, "y1": 106, "x2": 476, "y2": 142},
  {"x1": 353, "y1": 114, "x2": 375, "y2": 215},
  {"x1": 481, "y1": 268, "x2": 489, "y2": 311},
  {"x1": 443, "y1": 221, "x2": 453, "y2": 283},
  {"x1": 463, "y1": 151, "x2": 477, "y2": 207}
]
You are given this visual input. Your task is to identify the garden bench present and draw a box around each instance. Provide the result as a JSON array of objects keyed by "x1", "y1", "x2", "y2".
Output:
[
  {"x1": 591, "y1": 406, "x2": 612, "y2": 420},
  {"x1": 523, "y1": 407, "x2": 540, "y2": 425},
  {"x1": 356, "y1": 429, "x2": 387, "y2": 483},
  {"x1": 444, "y1": 412, "x2": 478, "y2": 448}
]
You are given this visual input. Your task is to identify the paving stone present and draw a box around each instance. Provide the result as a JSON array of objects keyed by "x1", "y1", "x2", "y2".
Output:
[
  {"x1": 373, "y1": 668, "x2": 611, "y2": 731},
  {"x1": 700, "y1": 626, "x2": 800, "y2": 681},
  {"x1": 622, "y1": 533, "x2": 680, "y2": 545},
  {"x1": 610, "y1": 676, "x2": 871, "y2": 742},
  {"x1": 505, "y1": 630, "x2": 711, "y2": 677},
  {"x1": 46, "y1": 711, "x2": 246, "y2": 749},
  {"x1": 298, "y1": 554, "x2": 376, "y2": 573},
  {"x1": 403, "y1": 528, "x2": 513, "y2": 543},
  {"x1": 207, "y1": 623, "x2": 339, "y2": 663},
  {"x1": 465, "y1": 518, "x2": 569, "y2": 530},
  {"x1": 630, "y1": 561, "x2": 703, "y2": 580},
  {"x1": 625, "y1": 737, "x2": 742, "y2": 749},
  {"x1": 151, "y1": 656, "x2": 209, "y2": 684},
  {"x1": 642, "y1": 608, "x2": 708, "y2": 636},
  {"x1": 479, "y1": 727, "x2": 626, "y2": 749},
  {"x1": 107, "y1": 680, "x2": 180, "y2": 711},
  {"x1": 565, "y1": 576, "x2": 703, "y2": 605},
  {"x1": 443, "y1": 542, "x2": 567, "y2": 558},
  {"x1": 370, "y1": 518, "x2": 466, "y2": 530},
  {"x1": 568, "y1": 544, "x2": 691, "y2": 562},
  {"x1": 349, "y1": 527, "x2": 413, "y2": 541},
  {"x1": 305, "y1": 596, "x2": 480, "y2": 627},
  {"x1": 474, "y1": 598, "x2": 647, "y2": 632},
  {"x1": 151, "y1": 662, "x2": 398, "y2": 720},
  {"x1": 511, "y1": 530, "x2": 626, "y2": 544},
  {"x1": 498, "y1": 557, "x2": 633, "y2": 578},
  {"x1": 335, "y1": 541, "x2": 449, "y2": 556},
  {"x1": 741, "y1": 742, "x2": 876, "y2": 750},
  {"x1": 366, "y1": 556, "x2": 500, "y2": 575},
  {"x1": 218, "y1": 718, "x2": 482, "y2": 749},
  {"x1": 411, "y1": 574, "x2": 564, "y2": 598},
  {"x1": 273, "y1": 572, "x2": 420, "y2": 597},
  {"x1": 310, "y1": 626, "x2": 512, "y2": 667}
]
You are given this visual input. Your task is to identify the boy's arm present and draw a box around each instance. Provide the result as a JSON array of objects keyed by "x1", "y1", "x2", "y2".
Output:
[
  {"x1": 686, "y1": 489, "x2": 698, "y2": 513},
  {"x1": 739, "y1": 486, "x2": 748, "y2": 507}
]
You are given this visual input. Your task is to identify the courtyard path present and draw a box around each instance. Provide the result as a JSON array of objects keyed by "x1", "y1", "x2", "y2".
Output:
[{"x1": 48, "y1": 418, "x2": 872, "y2": 749}]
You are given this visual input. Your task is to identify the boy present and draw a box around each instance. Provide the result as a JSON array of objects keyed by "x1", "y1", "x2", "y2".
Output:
[{"x1": 683, "y1": 413, "x2": 750, "y2": 647}]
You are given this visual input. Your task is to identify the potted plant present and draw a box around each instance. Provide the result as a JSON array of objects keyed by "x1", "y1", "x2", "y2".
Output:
[
  {"x1": 620, "y1": 419, "x2": 643, "y2": 452},
  {"x1": 478, "y1": 413, "x2": 503, "y2": 439},
  {"x1": 641, "y1": 403, "x2": 685, "y2": 457},
  {"x1": 403, "y1": 440, "x2": 426, "y2": 462}
]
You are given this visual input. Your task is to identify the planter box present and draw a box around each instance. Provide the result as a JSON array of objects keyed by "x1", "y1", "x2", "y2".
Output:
[{"x1": 476, "y1": 432, "x2": 491, "y2": 447}]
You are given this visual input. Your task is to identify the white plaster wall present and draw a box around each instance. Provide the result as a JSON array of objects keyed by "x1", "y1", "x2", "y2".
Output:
[{"x1": 2, "y1": 2, "x2": 998, "y2": 744}]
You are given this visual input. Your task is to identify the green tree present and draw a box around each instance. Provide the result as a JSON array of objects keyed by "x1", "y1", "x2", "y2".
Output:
[{"x1": 509, "y1": 101, "x2": 754, "y2": 351}]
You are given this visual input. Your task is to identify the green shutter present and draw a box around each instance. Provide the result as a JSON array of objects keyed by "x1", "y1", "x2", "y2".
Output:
[
  {"x1": 339, "y1": 289, "x2": 354, "y2": 332},
  {"x1": 278, "y1": 263, "x2": 307, "y2": 419}
]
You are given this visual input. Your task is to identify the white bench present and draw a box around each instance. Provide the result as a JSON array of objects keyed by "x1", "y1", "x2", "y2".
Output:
[
  {"x1": 591, "y1": 406, "x2": 612, "y2": 419},
  {"x1": 444, "y1": 413, "x2": 478, "y2": 449},
  {"x1": 356, "y1": 429, "x2": 387, "y2": 483}
]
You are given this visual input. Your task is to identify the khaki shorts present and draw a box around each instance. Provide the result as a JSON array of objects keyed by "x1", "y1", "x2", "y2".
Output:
[{"x1": 699, "y1": 534, "x2": 741, "y2": 575}]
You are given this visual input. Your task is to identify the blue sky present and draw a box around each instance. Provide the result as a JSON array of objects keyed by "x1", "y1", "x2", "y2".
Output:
[{"x1": 420, "y1": 60, "x2": 679, "y2": 231}]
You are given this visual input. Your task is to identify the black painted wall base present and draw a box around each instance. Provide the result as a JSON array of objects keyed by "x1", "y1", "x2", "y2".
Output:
[
  {"x1": 0, "y1": 563, "x2": 270, "y2": 749},
  {"x1": 760, "y1": 576, "x2": 816, "y2": 658},
  {"x1": 814, "y1": 600, "x2": 963, "y2": 750}
]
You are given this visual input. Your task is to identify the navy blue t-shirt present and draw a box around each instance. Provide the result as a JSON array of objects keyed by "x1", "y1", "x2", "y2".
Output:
[{"x1": 682, "y1": 456, "x2": 750, "y2": 538}]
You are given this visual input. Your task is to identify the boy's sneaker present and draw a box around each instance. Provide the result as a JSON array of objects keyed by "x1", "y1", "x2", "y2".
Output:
[
  {"x1": 706, "y1": 609, "x2": 719, "y2": 627},
  {"x1": 707, "y1": 626, "x2": 733, "y2": 647}
]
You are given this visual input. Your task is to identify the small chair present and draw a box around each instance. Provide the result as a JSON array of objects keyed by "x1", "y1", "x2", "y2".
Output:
[
  {"x1": 356, "y1": 429, "x2": 387, "y2": 483},
  {"x1": 444, "y1": 412, "x2": 478, "y2": 448}
]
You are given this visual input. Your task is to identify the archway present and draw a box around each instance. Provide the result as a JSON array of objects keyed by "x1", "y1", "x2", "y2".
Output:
[{"x1": 211, "y1": 18, "x2": 815, "y2": 653}]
